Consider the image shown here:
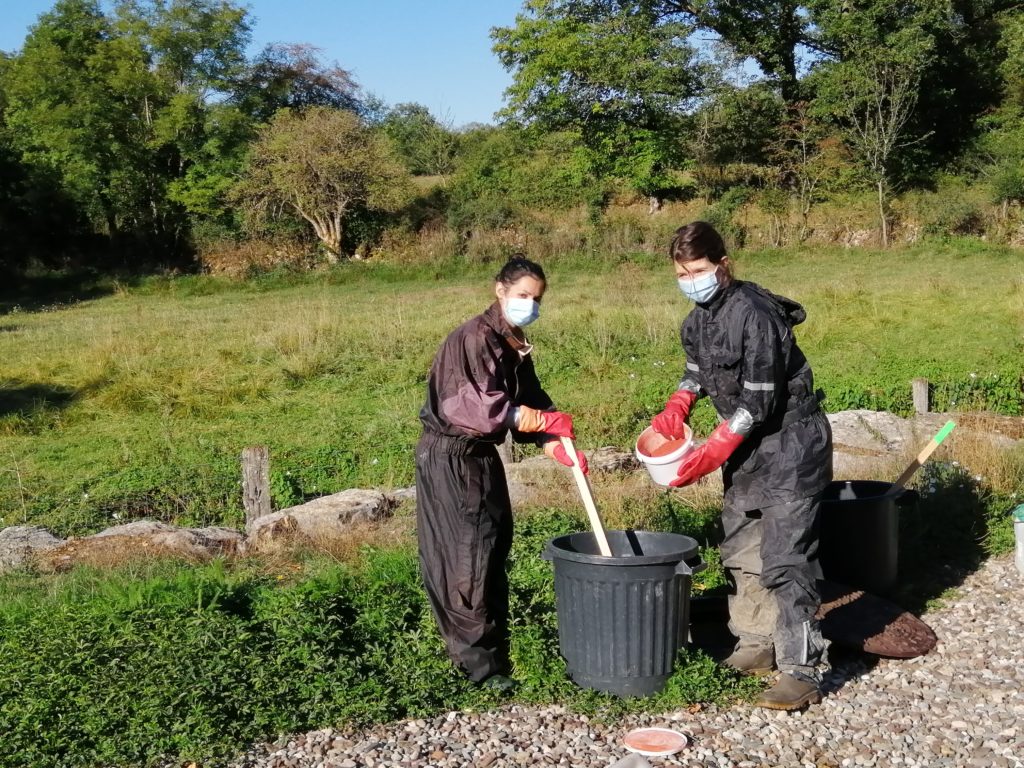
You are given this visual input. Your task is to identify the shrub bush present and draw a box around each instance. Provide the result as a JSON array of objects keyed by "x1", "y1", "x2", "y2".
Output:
[
  {"x1": 700, "y1": 186, "x2": 753, "y2": 249},
  {"x1": 446, "y1": 129, "x2": 604, "y2": 232},
  {"x1": 197, "y1": 238, "x2": 318, "y2": 278},
  {"x1": 899, "y1": 182, "x2": 990, "y2": 238}
]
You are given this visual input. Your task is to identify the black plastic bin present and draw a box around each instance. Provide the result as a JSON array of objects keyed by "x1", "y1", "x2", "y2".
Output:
[
  {"x1": 542, "y1": 530, "x2": 704, "y2": 697},
  {"x1": 819, "y1": 480, "x2": 919, "y2": 595}
]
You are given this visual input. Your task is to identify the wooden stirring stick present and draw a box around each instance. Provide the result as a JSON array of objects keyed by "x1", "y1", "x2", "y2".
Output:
[{"x1": 559, "y1": 436, "x2": 612, "y2": 556}]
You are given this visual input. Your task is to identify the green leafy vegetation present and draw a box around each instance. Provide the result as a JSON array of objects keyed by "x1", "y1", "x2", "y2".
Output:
[
  {"x1": 3, "y1": 0, "x2": 1024, "y2": 274},
  {"x1": 0, "y1": 465, "x2": 1015, "y2": 767},
  {"x1": 0, "y1": 509, "x2": 753, "y2": 768}
]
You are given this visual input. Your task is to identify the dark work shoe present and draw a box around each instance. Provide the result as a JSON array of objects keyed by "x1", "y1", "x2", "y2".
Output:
[
  {"x1": 755, "y1": 672, "x2": 822, "y2": 711},
  {"x1": 723, "y1": 646, "x2": 775, "y2": 676},
  {"x1": 480, "y1": 674, "x2": 516, "y2": 693}
]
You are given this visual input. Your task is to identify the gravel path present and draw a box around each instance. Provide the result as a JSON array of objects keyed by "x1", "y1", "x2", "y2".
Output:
[{"x1": 234, "y1": 555, "x2": 1024, "y2": 768}]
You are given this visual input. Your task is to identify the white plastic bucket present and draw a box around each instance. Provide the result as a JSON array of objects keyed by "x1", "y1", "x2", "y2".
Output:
[{"x1": 635, "y1": 425, "x2": 694, "y2": 486}]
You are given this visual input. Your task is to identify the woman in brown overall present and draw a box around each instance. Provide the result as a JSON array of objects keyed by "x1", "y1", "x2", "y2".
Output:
[{"x1": 415, "y1": 256, "x2": 586, "y2": 688}]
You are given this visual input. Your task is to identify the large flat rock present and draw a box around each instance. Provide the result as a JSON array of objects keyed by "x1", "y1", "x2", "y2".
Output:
[
  {"x1": 247, "y1": 488, "x2": 394, "y2": 550},
  {"x1": 0, "y1": 526, "x2": 64, "y2": 570}
]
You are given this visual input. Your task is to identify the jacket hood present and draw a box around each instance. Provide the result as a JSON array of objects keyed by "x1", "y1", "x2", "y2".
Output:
[{"x1": 742, "y1": 282, "x2": 806, "y2": 327}]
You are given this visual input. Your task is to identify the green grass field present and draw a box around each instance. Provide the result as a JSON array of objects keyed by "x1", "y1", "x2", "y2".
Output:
[
  {"x1": 1, "y1": 241, "x2": 1022, "y2": 767},
  {"x1": 2, "y1": 240, "x2": 1022, "y2": 534}
]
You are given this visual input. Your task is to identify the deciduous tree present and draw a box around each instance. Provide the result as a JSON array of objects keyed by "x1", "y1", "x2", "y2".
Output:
[
  {"x1": 234, "y1": 43, "x2": 361, "y2": 122},
  {"x1": 3, "y1": 0, "x2": 254, "y2": 259},
  {"x1": 381, "y1": 103, "x2": 459, "y2": 176},
  {"x1": 769, "y1": 101, "x2": 848, "y2": 241},
  {"x1": 234, "y1": 107, "x2": 412, "y2": 259},
  {"x1": 813, "y1": 32, "x2": 931, "y2": 246},
  {"x1": 493, "y1": 0, "x2": 702, "y2": 202}
]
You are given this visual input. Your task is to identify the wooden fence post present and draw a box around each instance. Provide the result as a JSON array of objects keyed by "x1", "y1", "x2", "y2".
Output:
[
  {"x1": 912, "y1": 378, "x2": 930, "y2": 415},
  {"x1": 242, "y1": 445, "x2": 271, "y2": 528},
  {"x1": 496, "y1": 431, "x2": 515, "y2": 467}
]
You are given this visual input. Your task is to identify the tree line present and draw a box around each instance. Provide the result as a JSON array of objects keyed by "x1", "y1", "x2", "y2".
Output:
[{"x1": 2, "y1": 0, "x2": 1023, "y2": 278}]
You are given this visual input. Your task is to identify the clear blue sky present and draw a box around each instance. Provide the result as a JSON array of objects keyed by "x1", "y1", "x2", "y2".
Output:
[{"x1": 0, "y1": 0, "x2": 526, "y2": 127}]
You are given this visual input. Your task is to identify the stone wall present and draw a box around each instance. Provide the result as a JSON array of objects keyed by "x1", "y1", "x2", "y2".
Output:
[{"x1": 2, "y1": 410, "x2": 1017, "y2": 573}]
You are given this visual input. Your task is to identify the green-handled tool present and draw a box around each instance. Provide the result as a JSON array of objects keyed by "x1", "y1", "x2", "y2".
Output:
[{"x1": 887, "y1": 420, "x2": 956, "y2": 495}]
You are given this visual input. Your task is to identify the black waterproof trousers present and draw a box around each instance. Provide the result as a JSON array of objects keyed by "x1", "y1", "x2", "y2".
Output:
[
  {"x1": 719, "y1": 491, "x2": 827, "y2": 682},
  {"x1": 415, "y1": 432, "x2": 513, "y2": 682}
]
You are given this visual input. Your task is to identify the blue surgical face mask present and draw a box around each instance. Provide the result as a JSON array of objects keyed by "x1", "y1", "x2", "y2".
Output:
[
  {"x1": 503, "y1": 296, "x2": 540, "y2": 327},
  {"x1": 678, "y1": 268, "x2": 720, "y2": 303}
]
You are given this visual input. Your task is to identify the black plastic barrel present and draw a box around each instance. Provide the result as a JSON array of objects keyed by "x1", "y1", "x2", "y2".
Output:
[
  {"x1": 819, "y1": 480, "x2": 919, "y2": 595},
  {"x1": 542, "y1": 530, "x2": 704, "y2": 697}
]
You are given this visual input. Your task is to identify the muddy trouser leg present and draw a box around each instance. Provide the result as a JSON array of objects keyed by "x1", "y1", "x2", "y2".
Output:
[
  {"x1": 415, "y1": 436, "x2": 513, "y2": 683},
  {"x1": 759, "y1": 493, "x2": 827, "y2": 684},
  {"x1": 720, "y1": 499, "x2": 778, "y2": 656}
]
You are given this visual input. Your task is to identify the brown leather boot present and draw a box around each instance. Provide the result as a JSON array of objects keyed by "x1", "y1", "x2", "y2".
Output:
[
  {"x1": 755, "y1": 672, "x2": 822, "y2": 710},
  {"x1": 723, "y1": 646, "x2": 775, "y2": 675}
]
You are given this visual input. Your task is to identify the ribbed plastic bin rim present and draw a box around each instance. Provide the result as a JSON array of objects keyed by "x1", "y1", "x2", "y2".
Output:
[{"x1": 544, "y1": 530, "x2": 700, "y2": 567}]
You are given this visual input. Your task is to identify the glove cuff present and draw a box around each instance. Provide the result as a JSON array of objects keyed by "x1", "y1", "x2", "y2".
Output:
[
  {"x1": 667, "y1": 388, "x2": 698, "y2": 411},
  {"x1": 710, "y1": 419, "x2": 746, "y2": 450},
  {"x1": 516, "y1": 405, "x2": 545, "y2": 432}
]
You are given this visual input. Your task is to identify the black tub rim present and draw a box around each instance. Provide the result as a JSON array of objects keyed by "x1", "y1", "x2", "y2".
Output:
[
  {"x1": 823, "y1": 479, "x2": 919, "y2": 504},
  {"x1": 543, "y1": 529, "x2": 701, "y2": 568}
]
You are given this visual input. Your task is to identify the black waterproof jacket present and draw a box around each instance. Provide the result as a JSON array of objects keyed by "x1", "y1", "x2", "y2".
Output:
[
  {"x1": 419, "y1": 302, "x2": 553, "y2": 446},
  {"x1": 680, "y1": 280, "x2": 832, "y2": 511}
]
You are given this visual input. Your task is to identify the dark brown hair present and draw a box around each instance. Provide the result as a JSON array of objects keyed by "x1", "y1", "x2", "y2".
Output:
[
  {"x1": 496, "y1": 254, "x2": 546, "y2": 286},
  {"x1": 669, "y1": 221, "x2": 733, "y2": 284},
  {"x1": 669, "y1": 221, "x2": 728, "y2": 264}
]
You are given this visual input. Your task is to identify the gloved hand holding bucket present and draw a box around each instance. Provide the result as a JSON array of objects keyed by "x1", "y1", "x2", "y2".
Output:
[{"x1": 635, "y1": 389, "x2": 697, "y2": 485}]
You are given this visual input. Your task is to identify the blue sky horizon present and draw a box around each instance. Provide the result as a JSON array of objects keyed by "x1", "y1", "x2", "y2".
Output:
[{"x1": 0, "y1": 0, "x2": 525, "y2": 127}]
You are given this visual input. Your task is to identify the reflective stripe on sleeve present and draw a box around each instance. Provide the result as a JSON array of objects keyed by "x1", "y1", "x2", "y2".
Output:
[
  {"x1": 686, "y1": 361, "x2": 700, "y2": 371},
  {"x1": 743, "y1": 381, "x2": 775, "y2": 391}
]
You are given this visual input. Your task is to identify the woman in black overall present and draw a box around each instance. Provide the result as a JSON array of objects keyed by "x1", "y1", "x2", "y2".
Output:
[
  {"x1": 415, "y1": 256, "x2": 586, "y2": 688},
  {"x1": 649, "y1": 222, "x2": 833, "y2": 710}
]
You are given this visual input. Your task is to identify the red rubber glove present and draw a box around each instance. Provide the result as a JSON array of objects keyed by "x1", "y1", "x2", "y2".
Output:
[
  {"x1": 518, "y1": 407, "x2": 575, "y2": 439},
  {"x1": 651, "y1": 390, "x2": 697, "y2": 439},
  {"x1": 669, "y1": 421, "x2": 745, "y2": 487},
  {"x1": 544, "y1": 440, "x2": 589, "y2": 474}
]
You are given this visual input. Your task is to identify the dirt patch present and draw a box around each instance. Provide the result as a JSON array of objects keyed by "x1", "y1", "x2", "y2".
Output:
[
  {"x1": 37, "y1": 535, "x2": 210, "y2": 572},
  {"x1": 954, "y1": 411, "x2": 1024, "y2": 441}
]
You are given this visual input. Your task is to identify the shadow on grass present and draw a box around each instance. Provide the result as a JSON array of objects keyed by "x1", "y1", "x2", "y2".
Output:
[
  {"x1": 0, "y1": 271, "x2": 142, "y2": 316},
  {"x1": 893, "y1": 463, "x2": 993, "y2": 613},
  {"x1": 0, "y1": 381, "x2": 79, "y2": 418},
  {"x1": 691, "y1": 465, "x2": 999, "y2": 700}
]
